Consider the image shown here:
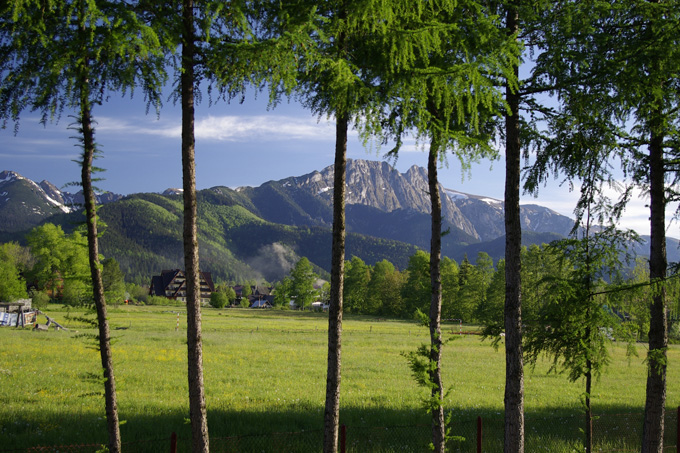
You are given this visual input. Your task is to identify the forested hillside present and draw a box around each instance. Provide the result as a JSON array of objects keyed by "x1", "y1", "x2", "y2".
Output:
[{"x1": 88, "y1": 191, "x2": 419, "y2": 284}]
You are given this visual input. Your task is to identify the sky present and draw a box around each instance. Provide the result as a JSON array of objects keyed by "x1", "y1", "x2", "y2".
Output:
[{"x1": 0, "y1": 89, "x2": 676, "y2": 239}]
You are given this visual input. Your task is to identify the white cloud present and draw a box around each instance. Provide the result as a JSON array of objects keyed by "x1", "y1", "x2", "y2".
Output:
[
  {"x1": 9, "y1": 138, "x2": 69, "y2": 147},
  {"x1": 96, "y1": 114, "x2": 337, "y2": 142},
  {"x1": 197, "y1": 115, "x2": 337, "y2": 141},
  {"x1": 520, "y1": 182, "x2": 680, "y2": 237}
]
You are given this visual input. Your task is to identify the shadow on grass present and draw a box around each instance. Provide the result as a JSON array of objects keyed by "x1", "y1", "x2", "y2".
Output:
[{"x1": 3, "y1": 404, "x2": 677, "y2": 452}]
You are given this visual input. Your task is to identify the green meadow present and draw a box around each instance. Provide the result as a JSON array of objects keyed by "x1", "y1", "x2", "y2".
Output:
[{"x1": 1, "y1": 305, "x2": 678, "y2": 452}]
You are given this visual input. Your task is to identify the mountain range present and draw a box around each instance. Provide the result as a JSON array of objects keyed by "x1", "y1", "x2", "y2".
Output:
[{"x1": 0, "y1": 161, "x2": 676, "y2": 284}]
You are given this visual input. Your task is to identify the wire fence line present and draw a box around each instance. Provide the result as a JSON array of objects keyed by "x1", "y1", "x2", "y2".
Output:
[{"x1": 5, "y1": 408, "x2": 678, "y2": 452}]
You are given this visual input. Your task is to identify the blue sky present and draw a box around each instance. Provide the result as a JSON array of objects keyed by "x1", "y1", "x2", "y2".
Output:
[{"x1": 0, "y1": 89, "x2": 674, "y2": 238}]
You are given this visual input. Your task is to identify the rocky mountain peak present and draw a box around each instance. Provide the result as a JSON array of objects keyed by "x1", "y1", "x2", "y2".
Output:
[
  {"x1": 0, "y1": 170, "x2": 24, "y2": 184},
  {"x1": 39, "y1": 180, "x2": 66, "y2": 205},
  {"x1": 254, "y1": 159, "x2": 576, "y2": 243},
  {"x1": 0, "y1": 171, "x2": 127, "y2": 233}
]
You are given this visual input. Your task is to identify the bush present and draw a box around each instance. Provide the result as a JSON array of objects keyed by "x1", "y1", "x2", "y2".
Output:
[
  {"x1": 146, "y1": 295, "x2": 184, "y2": 306},
  {"x1": 126, "y1": 283, "x2": 149, "y2": 304},
  {"x1": 210, "y1": 292, "x2": 228, "y2": 309},
  {"x1": 29, "y1": 289, "x2": 50, "y2": 310},
  {"x1": 62, "y1": 280, "x2": 91, "y2": 307}
]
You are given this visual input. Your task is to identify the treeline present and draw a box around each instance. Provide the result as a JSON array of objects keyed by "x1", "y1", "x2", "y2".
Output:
[
  {"x1": 6, "y1": 221, "x2": 679, "y2": 343},
  {"x1": 274, "y1": 246, "x2": 679, "y2": 342}
]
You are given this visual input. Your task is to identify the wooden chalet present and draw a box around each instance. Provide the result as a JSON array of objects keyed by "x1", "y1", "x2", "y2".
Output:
[{"x1": 149, "y1": 269, "x2": 215, "y2": 305}]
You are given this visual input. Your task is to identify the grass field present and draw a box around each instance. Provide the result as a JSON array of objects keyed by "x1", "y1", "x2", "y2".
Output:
[{"x1": 1, "y1": 305, "x2": 678, "y2": 452}]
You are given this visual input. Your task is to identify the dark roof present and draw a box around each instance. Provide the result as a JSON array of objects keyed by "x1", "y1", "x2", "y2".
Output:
[
  {"x1": 252, "y1": 285, "x2": 273, "y2": 296},
  {"x1": 150, "y1": 275, "x2": 165, "y2": 296},
  {"x1": 150, "y1": 269, "x2": 182, "y2": 297},
  {"x1": 201, "y1": 272, "x2": 215, "y2": 292},
  {"x1": 161, "y1": 269, "x2": 182, "y2": 286},
  {"x1": 249, "y1": 294, "x2": 275, "y2": 304},
  {"x1": 150, "y1": 269, "x2": 214, "y2": 296}
]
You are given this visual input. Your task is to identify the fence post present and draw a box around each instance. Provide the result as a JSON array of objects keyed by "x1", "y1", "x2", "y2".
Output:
[
  {"x1": 677, "y1": 406, "x2": 679, "y2": 453},
  {"x1": 340, "y1": 424, "x2": 346, "y2": 453},
  {"x1": 477, "y1": 416, "x2": 482, "y2": 453},
  {"x1": 170, "y1": 431, "x2": 177, "y2": 453}
]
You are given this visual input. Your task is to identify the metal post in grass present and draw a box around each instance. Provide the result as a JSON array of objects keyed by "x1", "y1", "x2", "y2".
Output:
[
  {"x1": 340, "y1": 424, "x2": 346, "y2": 453},
  {"x1": 170, "y1": 431, "x2": 177, "y2": 453},
  {"x1": 477, "y1": 416, "x2": 482, "y2": 453},
  {"x1": 677, "y1": 406, "x2": 679, "y2": 453}
]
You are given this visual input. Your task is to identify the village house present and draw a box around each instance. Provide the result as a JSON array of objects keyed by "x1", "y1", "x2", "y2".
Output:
[
  {"x1": 149, "y1": 269, "x2": 215, "y2": 305},
  {"x1": 233, "y1": 284, "x2": 275, "y2": 308}
]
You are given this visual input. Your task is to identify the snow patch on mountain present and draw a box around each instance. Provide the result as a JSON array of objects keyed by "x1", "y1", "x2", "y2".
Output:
[
  {"x1": 0, "y1": 171, "x2": 23, "y2": 183},
  {"x1": 479, "y1": 197, "x2": 502, "y2": 205},
  {"x1": 44, "y1": 194, "x2": 71, "y2": 213},
  {"x1": 444, "y1": 189, "x2": 468, "y2": 200}
]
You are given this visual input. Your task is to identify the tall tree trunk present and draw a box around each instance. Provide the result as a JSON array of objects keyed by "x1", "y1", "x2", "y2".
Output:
[
  {"x1": 585, "y1": 358, "x2": 593, "y2": 453},
  {"x1": 182, "y1": 0, "x2": 209, "y2": 451},
  {"x1": 323, "y1": 113, "x2": 348, "y2": 453},
  {"x1": 584, "y1": 206, "x2": 593, "y2": 453},
  {"x1": 641, "y1": 127, "x2": 667, "y2": 453},
  {"x1": 80, "y1": 86, "x2": 122, "y2": 453},
  {"x1": 504, "y1": 5, "x2": 524, "y2": 452},
  {"x1": 77, "y1": 18, "x2": 121, "y2": 450},
  {"x1": 427, "y1": 140, "x2": 446, "y2": 453}
]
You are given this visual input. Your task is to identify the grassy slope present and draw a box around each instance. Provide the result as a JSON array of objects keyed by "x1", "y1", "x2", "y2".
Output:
[{"x1": 1, "y1": 306, "x2": 678, "y2": 451}]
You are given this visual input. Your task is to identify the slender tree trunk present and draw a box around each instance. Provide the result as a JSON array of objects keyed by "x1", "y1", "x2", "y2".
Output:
[
  {"x1": 504, "y1": 5, "x2": 524, "y2": 452},
  {"x1": 584, "y1": 206, "x2": 593, "y2": 453},
  {"x1": 323, "y1": 113, "x2": 348, "y2": 453},
  {"x1": 427, "y1": 138, "x2": 446, "y2": 453},
  {"x1": 182, "y1": 0, "x2": 209, "y2": 451},
  {"x1": 76, "y1": 18, "x2": 121, "y2": 450},
  {"x1": 585, "y1": 359, "x2": 593, "y2": 453},
  {"x1": 80, "y1": 87, "x2": 122, "y2": 453},
  {"x1": 641, "y1": 127, "x2": 667, "y2": 453}
]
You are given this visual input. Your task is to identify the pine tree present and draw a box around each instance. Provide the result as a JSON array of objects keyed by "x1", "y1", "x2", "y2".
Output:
[
  {"x1": 0, "y1": 3, "x2": 164, "y2": 450},
  {"x1": 367, "y1": 3, "x2": 518, "y2": 448},
  {"x1": 142, "y1": 2, "x2": 316, "y2": 448},
  {"x1": 525, "y1": 1, "x2": 680, "y2": 449}
]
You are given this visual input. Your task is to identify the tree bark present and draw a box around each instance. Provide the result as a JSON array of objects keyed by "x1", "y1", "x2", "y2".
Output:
[
  {"x1": 427, "y1": 140, "x2": 446, "y2": 453},
  {"x1": 504, "y1": 5, "x2": 524, "y2": 452},
  {"x1": 585, "y1": 360, "x2": 593, "y2": 453},
  {"x1": 182, "y1": 0, "x2": 209, "y2": 451},
  {"x1": 323, "y1": 113, "x2": 348, "y2": 453},
  {"x1": 585, "y1": 206, "x2": 593, "y2": 453},
  {"x1": 76, "y1": 17, "x2": 121, "y2": 450},
  {"x1": 80, "y1": 86, "x2": 121, "y2": 453},
  {"x1": 641, "y1": 126, "x2": 667, "y2": 453}
]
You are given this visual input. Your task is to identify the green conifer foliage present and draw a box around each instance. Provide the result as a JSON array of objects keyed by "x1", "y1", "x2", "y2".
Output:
[
  {"x1": 1, "y1": 2, "x2": 165, "y2": 450},
  {"x1": 527, "y1": 2, "x2": 680, "y2": 449}
]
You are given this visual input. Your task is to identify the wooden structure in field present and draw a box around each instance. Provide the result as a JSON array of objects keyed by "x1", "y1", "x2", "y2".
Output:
[
  {"x1": 149, "y1": 269, "x2": 215, "y2": 305},
  {"x1": 0, "y1": 301, "x2": 33, "y2": 327},
  {"x1": 0, "y1": 301, "x2": 68, "y2": 330}
]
